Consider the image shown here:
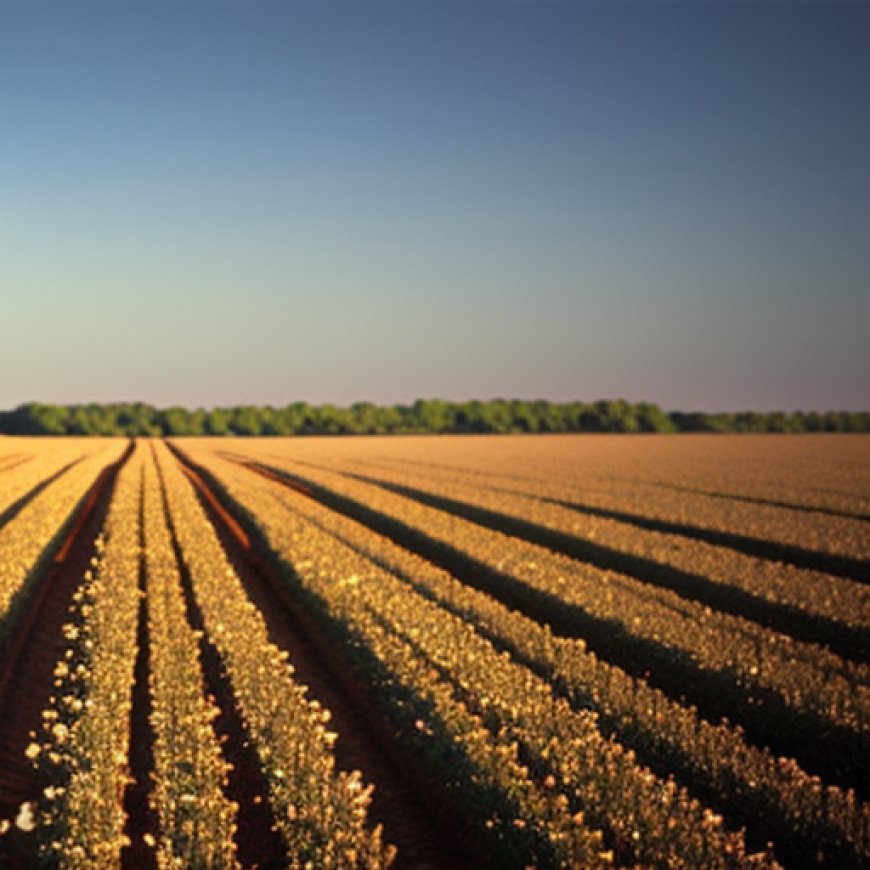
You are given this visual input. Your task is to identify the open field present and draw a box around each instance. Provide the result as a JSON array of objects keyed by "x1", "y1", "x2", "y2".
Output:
[{"x1": 0, "y1": 434, "x2": 868, "y2": 868}]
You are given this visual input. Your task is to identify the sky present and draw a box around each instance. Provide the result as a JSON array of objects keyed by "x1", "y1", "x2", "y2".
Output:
[{"x1": 1, "y1": 0, "x2": 868, "y2": 413}]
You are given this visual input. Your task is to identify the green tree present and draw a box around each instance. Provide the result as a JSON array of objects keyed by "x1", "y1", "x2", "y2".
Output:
[{"x1": 205, "y1": 407, "x2": 230, "y2": 436}]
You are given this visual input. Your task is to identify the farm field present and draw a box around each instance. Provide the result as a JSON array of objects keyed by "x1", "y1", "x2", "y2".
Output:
[{"x1": 0, "y1": 434, "x2": 868, "y2": 869}]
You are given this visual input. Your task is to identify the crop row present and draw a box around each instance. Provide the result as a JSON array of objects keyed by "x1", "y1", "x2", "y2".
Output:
[
  {"x1": 383, "y1": 435, "x2": 870, "y2": 560},
  {"x1": 195, "y1": 449, "x2": 869, "y2": 868},
  {"x1": 22, "y1": 442, "x2": 144, "y2": 867},
  {"x1": 182, "y1": 447, "x2": 777, "y2": 869},
  {"x1": 9, "y1": 442, "x2": 393, "y2": 869},
  {"x1": 422, "y1": 456, "x2": 870, "y2": 563},
  {"x1": 622, "y1": 475, "x2": 870, "y2": 525},
  {"x1": 17, "y1": 444, "x2": 237, "y2": 867},
  {"x1": 583, "y1": 477, "x2": 870, "y2": 561},
  {"x1": 141, "y1": 448, "x2": 239, "y2": 868},
  {"x1": 0, "y1": 442, "x2": 127, "y2": 641},
  {"x1": 0, "y1": 441, "x2": 83, "y2": 517},
  {"x1": 204, "y1": 431, "x2": 870, "y2": 518},
  {"x1": 332, "y1": 456, "x2": 869, "y2": 639},
  {"x1": 152, "y1": 442, "x2": 394, "y2": 869},
  {"x1": 209, "y1": 453, "x2": 869, "y2": 755}
]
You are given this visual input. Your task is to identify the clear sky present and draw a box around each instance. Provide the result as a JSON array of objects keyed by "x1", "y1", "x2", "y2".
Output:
[{"x1": 1, "y1": 1, "x2": 868, "y2": 412}]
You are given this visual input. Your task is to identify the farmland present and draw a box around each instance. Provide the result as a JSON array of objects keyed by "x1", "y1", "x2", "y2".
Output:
[{"x1": 0, "y1": 434, "x2": 867, "y2": 868}]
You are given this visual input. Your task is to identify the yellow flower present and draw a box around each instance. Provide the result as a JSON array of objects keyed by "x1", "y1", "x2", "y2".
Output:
[{"x1": 15, "y1": 802, "x2": 35, "y2": 832}]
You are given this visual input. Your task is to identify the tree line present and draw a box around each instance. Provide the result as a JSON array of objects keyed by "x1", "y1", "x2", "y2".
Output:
[{"x1": 0, "y1": 400, "x2": 867, "y2": 437}]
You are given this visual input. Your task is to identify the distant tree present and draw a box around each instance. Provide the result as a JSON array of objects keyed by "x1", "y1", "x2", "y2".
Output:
[
  {"x1": 67, "y1": 405, "x2": 96, "y2": 436},
  {"x1": 506, "y1": 400, "x2": 536, "y2": 432},
  {"x1": 373, "y1": 405, "x2": 402, "y2": 433},
  {"x1": 408, "y1": 399, "x2": 442, "y2": 432},
  {"x1": 189, "y1": 408, "x2": 207, "y2": 436},
  {"x1": 591, "y1": 399, "x2": 637, "y2": 433},
  {"x1": 733, "y1": 412, "x2": 764, "y2": 433},
  {"x1": 555, "y1": 401, "x2": 587, "y2": 433},
  {"x1": 1, "y1": 398, "x2": 868, "y2": 436},
  {"x1": 229, "y1": 405, "x2": 263, "y2": 436},
  {"x1": 834, "y1": 411, "x2": 867, "y2": 433},
  {"x1": 349, "y1": 401, "x2": 379, "y2": 434},
  {"x1": 275, "y1": 402, "x2": 309, "y2": 435},
  {"x1": 484, "y1": 399, "x2": 513, "y2": 433},
  {"x1": 205, "y1": 407, "x2": 230, "y2": 436},
  {"x1": 158, "y1": 406, "x2": 195, "y2": 436},
  {"x1": 453, "y1": 400, "x2": 486, "y2": 433},
  {"x1": 115, "y1": 402, "x2": 160, "y2": 436},
  {"x1": 309, "y1": 404, "x2": 344, "y2": 435},
  {"x1": 257, "y1": 405, "x2": 281, "y2": 436},
  {"x1": 797, "y1": 411, "x2": 824, "y2": 432},
  {"x1": 20, "y1": 402, "x2": 70, "y2": 435},
  {"x1": 635, "y1": 402, "x2": 676, "y2": 433}
]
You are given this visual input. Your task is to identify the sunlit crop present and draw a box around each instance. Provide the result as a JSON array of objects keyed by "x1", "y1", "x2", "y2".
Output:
[
  {"x1": 27, "y1": 443, "x2": 143, "y2": 868},
  {"x1": 2, "y1": 434, "x2": 867, "y2": 870}
]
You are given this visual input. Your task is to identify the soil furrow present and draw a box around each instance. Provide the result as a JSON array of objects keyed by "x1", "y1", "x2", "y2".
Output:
[
  {"x1": 0, "y1": 454, "x2": 32, "y2": 475},
  {"x1": 121, "y1": 467, "x2": 158, "y2": 870}
]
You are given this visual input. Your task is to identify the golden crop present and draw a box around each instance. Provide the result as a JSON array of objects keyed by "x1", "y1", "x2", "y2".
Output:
[
  {"x1": 182, "y1": 446, "x2": 780, "y2": 868},
  {"x1": 3, "y1": 433, "x2": 868, "y2": 869},
  {"x1": 141, "y1": 451, "x2": 239, "y2": 869},
  {"x1": 327, "y1": 455, "x2": 869, "y2": 634},
  {"x1": 205, "y1": 453, "x2": 869, "y2": 739},
  {"x1": 0, "y1": 441, "x2": 127, "y2": 634},
  {"x1": 153, "y1": 442, "x2": 394, "y2": 869},
  {"x1": 30, "y1": 442, "x2": 143, "y2": 868}
]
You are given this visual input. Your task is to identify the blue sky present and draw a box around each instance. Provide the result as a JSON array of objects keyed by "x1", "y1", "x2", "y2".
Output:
[{"x1": 1, "y1": 1, "x2": 868, "y2": 412}]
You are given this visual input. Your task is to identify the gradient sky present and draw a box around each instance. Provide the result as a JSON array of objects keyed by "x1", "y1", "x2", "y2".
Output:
[{"x1": 2, "y1": 1, "x2": 868, "y2": 412}]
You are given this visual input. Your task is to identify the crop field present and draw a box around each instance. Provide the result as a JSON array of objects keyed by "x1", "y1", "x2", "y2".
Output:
[{"x1": 0, "y1": 434, "x2": 867, "y2": 869}]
